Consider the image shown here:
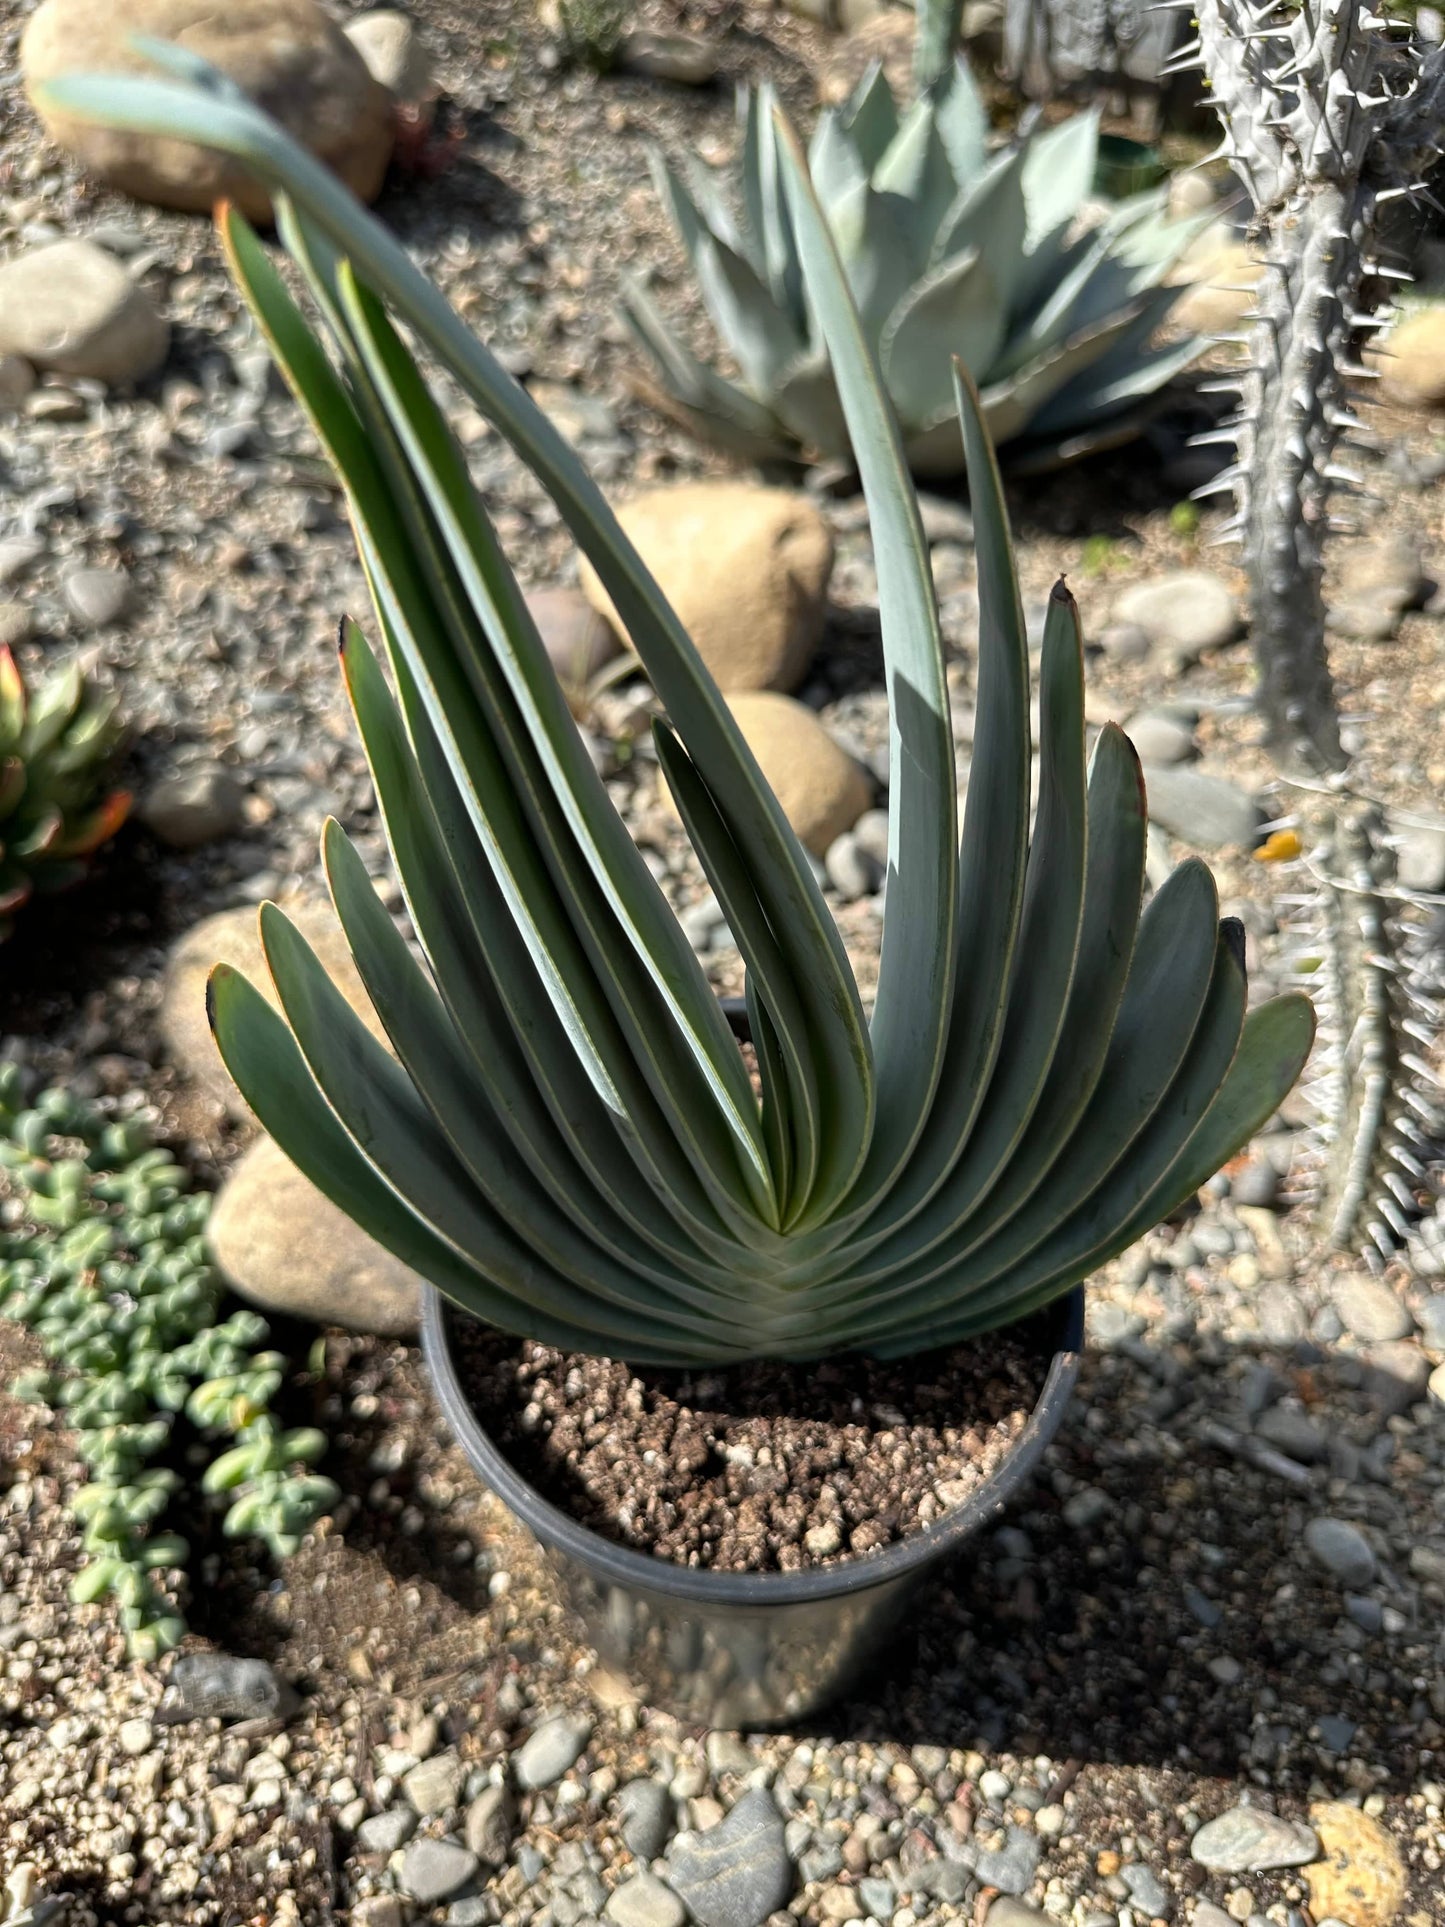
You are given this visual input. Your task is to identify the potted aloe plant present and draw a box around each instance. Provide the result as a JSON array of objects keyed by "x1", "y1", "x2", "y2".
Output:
[{"x1": 42, "y1": 47, "x2": 1314, "y2": 1726}]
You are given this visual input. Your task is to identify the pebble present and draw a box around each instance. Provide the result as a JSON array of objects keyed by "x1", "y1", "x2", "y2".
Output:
[
  {"x1": 1331, "y1": 1272, "x2": 1414, "y2": 1342},
  {"x1": 352, "y1": 1900, "x2": 405, "y2": 1927},
  {"x1": 979, "y1": 1769, "x2": 1013, "y2": 1804},
  {"x1": 666, "y1": 1788, "x2": 793, "y2": 1927},
  {"x1": 972, "y1": 1826, "x2": 1042, "y2": 1894},
  {"x1": 0, "y1": 601, "x2": 32, "y2": 647},
  {"x1": 1254, "y1": 1405, "x2": 1328, "y2": 1463},
  {"x1": 1229, "y1": 1155, "x2": 1279, "y2": 1208},
  {"x1": 1304, "y1": 1517, "x2": 1377, "y2": 1588},
  {"x1": 1122, "y1": 1864, "x2": 1170, "y2": 1916},
  {"x1": 356, "y1": 1805, "x2": 417, "y2": 1854},
  {"x1": 464, "y1": 1782, "x2": 516, "y2": 1864},
  {"x1": 851, "y1": 806, "x2": 889, "y2": 867},
  {"x1": 0, "y1": 238, "x2": 168, "y2": 385},
  {"x1": 616, "y1": 27, "x2": 718, "y2": 83},
  {"x1": 1395, "y1": 825, "x2": 1445, "y2": 892},
  {"x1": 514, "y1": 1712, "x2": 593, "y2": 1790},
  {"x1": 155, "y1": 1654, "x2": 297, "y2": 1724},
  {"x1": 618, "y1": 1777, "x2": 676, "y2": 1860},
  {"x1": 1361, "y1": 1340, "x2": 1430, "y2": 1416},
  {"x1": 1430, "y1": 1360, "x2": 1445, "y2": 1406},
  {"x1": 1190, "y1": 1805, "x2": 1320, "y2": 1872},
  {"x1": 1097, "y1": 620, "x2": 1152, "y2": 662},
  {"x1": 824, "y1": 830, "x2": 883, "y2": 901},
  {"x1": 859, "y1": 1878, "x2": 897, "y2": 1918},
  {"x1": 117, "y1": 1717, "x2": 153, "y2": 1756},
  {"x1": 399, "y1": 1838, "x2": 480, "y2": 1905},
  {"x1": 139, "y1": 766, "x2": 247, "y2": 849},
  {"x1": 1111, "y1": 570, "x2": 1240, "y2": 656},
  {"x1": 62, "y1": 563, "x2": 132, "y2": 629},
  {"x1": 403, "y1": 1749, "x2": 464, "y2": 1816},
  {"x1": 1126, "y1": 708, "x2": 1195, "y2": 765},
  {"x1": 1305, "y1": 1801, "x2": 1406, "y2": 1927},
  {"x1": 0, "y1": 537, "x2": 46, "y2": 586},
  {"x1": 605, "y1": 1871, "x2": 688, "y2": 1927},
  {"x1": 0, "y1": 354, "x2": 36, "y2": 407},
  {"x1": 1140, "y1": 766, "x2": 1261, "y2": 850},
  {"x1": 984, "y1": 1901, "x2": 1048, "y2": 1926}
]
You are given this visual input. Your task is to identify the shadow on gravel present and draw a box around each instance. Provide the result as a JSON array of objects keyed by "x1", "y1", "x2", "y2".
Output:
[{"x1": 832, "y1": 1334, "x2": 1438, "y2": 1798}]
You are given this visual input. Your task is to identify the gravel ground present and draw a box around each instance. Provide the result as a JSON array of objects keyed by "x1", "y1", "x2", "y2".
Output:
[{"x1": 2, "y1": 0, "x2": 1445, "y2": 1922}]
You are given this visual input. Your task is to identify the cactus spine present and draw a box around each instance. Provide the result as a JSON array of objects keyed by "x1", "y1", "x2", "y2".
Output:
[
  {"x1": 1189, "y1": 0, "x2": 1445, "y2": 775},
  {"x1": 1189, "y1": 4, "x2": 1445, "y2": 1255}
]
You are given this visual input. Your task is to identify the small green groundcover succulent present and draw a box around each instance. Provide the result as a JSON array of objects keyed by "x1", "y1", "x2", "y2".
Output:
[
  {"x1": 40, "y1": 48, "x2": 1314, "y2": 1377},
  {"x1": 0, "y1": 647, "x2": 131, "y2": 940},
  {"x1": 0, "y1": 1072, "x2": 337, "y2": 1660},
  {"x1": 623, "y1": 60, "x2": 1205, "y2": 476}
]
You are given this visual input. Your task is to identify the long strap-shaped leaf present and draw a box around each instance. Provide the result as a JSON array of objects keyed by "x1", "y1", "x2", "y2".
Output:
[
  {"x1": 818, "y1": 855, "x2": 1223, "y2": 1300},
  {"x1": 338, "y1": 624, "x2": 765, "y2": 1291},
  {"x1": 775, "y1": 114, "x2": 959, "y2": 1224},
  {"x1": 320, "y1": 821, "x2": 763, "y2": 1334},
  {"x1": 45, "y1": 46, "x2": 873, "y2": 1228},
  {"x1": 868, "y1": 985, "x2": 1316, "y2": 1350},
  {"x1": 221, "y1": 203, "x2": 788, "y2": 1251},
  {"x1": 321, "y1": 248, "x2": 778, "y2": 1222},
  {"x1": 207, "y1": 967, "x2": 717, "y2": 1364}
]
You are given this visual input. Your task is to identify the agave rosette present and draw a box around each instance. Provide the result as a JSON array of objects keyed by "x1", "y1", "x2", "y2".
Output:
[
  {"x1": 40, "y1": 47, "x2": 1313, "y2": 1366},
  {"x1": 0, "y1": 648, "x2": 130, "y2": 937},
  {"x1": 624, "y1": 60, "x2": 1206, "y2": 475}
]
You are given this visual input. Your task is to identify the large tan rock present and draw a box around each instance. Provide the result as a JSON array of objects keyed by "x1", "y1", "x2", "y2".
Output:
[
  {"x1": 209, "y1": 1133, "x2": 422, "y2": 1336},
  {"x1": 579, "y1": 483, "x2": 833, "y2": 695},
  {"x1": 1305, "y1": 1802, "x2": 1406, "y2": 1927},
  {"x1": 0, "y1": 240, "x2": 168, "y2": 385},
  {"x1": 22, "y1": 0, "x2": 394, "y2": 223},
  {"x1": 1376, "y1": 305, "x2": 1445, "y2": 410},
  {"x1": 695, "y1": 693, "x2": 872, "y2": 857},
  {"x1": 1167, "y1": 234, "x2": 1263, "y2": 336},
  {"x1": 161, "y1": 900, "x2": 386, "y2": 1121}
]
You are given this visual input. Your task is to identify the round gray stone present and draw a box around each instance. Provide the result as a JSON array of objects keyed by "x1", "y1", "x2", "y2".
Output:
[
  {"x1": 1111, "y1": 571, "x2": 1240, "y2": 655},
  {"x1": 355, "y1": 1806, "x2": 418, "y2": 1854},
  {"x1": 62, "y1": 562, "x2": 131, "y2": 628},
  {"x1": 665, "y1": 1788, "x2": 793, "y2": 1927},
  {"x1": 1189, "y1": 1805, "x2": 1320, "y2": 1872},
  {"x1": 403, "y1": 1750, "x2": 464, "y2": 1817},
  {"x1": 1304, "y1": 1517, "x2": 1377, "y2": 1588},
  {"x1": 398, "y1": 1839, "x2": 479, "y2": 1906},
  {"x1": 1331, "y1": 1271, "x2": 1413, "y2": 1342},
  {"x1": 1138, "y1": 765, "x2": 1262, "y2": 850},
  {"x1": 1126, "y1": 709, "x2": 1195, "y2": 766},
  {"x1": 139, "y1": 766, "x2": 246, "y2": 849},
  {"x1": 464, "y1": 1783, "x2": 516, "y2": 1865},
  {"x1": 604, "y1": 1872, "x2": 687, "y2": 1927},
  {"x1": 617, "y1": 1778, "x2": 675, "y2": 1861},
  {"x1": 513, "y1": 1713, "x2": 593, "y2": 1790}
]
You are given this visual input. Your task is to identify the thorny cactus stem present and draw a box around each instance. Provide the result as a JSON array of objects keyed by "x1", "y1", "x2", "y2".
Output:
[{"x1": 1183, "y1": 0, "x2": 1445, "y2": 776}]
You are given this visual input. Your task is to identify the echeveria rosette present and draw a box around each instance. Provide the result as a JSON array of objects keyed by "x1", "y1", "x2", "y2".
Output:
[
  {"x1": 0, "y1": 648, "x2": 131, "y2": 938},
  {"x1": 37, "y1": 44, "x2": 1314, "y2": 1368},
  {"x1": 622, "y1": 59, "x2": 1208, "y2": 477}
]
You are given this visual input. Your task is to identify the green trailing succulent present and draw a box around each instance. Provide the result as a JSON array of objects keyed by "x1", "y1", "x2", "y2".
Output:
[
  {"x1": 0, "y1": 1072, "x2": 336, "y2": 1660},
  {"x1": 0, "y1": 647, "x2": 131, "y2": 939},
  {"x1": 622, "y1": 59, "x2": 1206, "y2": 476},
  {"x1": 40, "y1": 47, "x2": 1313, "y2": 1370}
]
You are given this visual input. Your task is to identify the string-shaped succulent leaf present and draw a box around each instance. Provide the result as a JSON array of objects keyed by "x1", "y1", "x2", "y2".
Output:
[{"x1": 38, "y1": 47, "x2": 1315, "y2": 1364}]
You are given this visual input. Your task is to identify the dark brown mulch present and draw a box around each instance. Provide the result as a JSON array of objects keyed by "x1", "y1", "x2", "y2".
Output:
[{"x1": 446, "y1": 1304, "x2": 1057, "y2": 1572}]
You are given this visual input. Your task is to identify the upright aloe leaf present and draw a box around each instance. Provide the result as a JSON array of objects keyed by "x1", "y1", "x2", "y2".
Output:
[{"x1": 42, "y1": 48, "x2": 1310, "y2": 1365}]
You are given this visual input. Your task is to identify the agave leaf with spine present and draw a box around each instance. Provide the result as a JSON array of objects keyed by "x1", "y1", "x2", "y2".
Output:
[
  {"x1": 41, "y1": 48, "x2": 1313, "y2": 1365},
  {"x1": 622, "y1": 59, "x2": 1207, "y2": 478}
]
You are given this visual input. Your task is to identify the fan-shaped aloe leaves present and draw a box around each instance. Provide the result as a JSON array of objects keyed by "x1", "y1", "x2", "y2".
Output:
[
  {"x1": 42, "y1": 49, "x2": 1313, "y2": 1364},
  {"x1": 623, "y1": 55, "x2": 1203, "y2": 476}
]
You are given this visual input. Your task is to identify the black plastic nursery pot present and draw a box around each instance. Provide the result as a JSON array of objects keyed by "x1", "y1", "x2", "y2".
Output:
[{"x1": 422, "y1": 1283, "x2": 1084, "y2": 1729}]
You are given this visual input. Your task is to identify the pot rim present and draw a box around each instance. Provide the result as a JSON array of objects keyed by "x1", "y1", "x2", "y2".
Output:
[{"x1": 421, "y1": 1283, "x2": 1084, "y2": 1606}]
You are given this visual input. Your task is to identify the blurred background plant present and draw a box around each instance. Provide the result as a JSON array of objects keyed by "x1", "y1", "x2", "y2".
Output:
[
  {"x1": 622, "y1": 55, "x2": 1206, "y2": 478},
  {"x1": 0, "y1": 1070, "x2": 336, "y2": 1660},
  {"x1": 0, "y1": 649, "x2": 131, "y2": 942}
]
